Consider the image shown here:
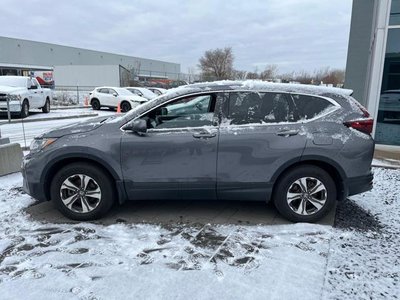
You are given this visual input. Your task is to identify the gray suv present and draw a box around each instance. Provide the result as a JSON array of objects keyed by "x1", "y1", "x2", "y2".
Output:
[{"x1": 22, "y1": 81, "x2": 374, "y2": 222}]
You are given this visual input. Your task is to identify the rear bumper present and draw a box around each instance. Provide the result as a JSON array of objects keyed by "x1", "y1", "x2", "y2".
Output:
[{"x1": 345, "y1": 172, "x2": 373, "y2": 196}]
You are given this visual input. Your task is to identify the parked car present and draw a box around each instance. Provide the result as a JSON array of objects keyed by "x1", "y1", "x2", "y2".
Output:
[
  {"x1": 148, "y1": 87, "x2": 167, "y2": 96},
  {"x1": 125, "y1": 87, "x2": 157, "y2": 100},
  {"x1": 22, "y1": 81, "x2": 374, "y2": 222},
  {"x1": 89, "y1": 87, "x2": 147, "y2": 112},
  {"x1": 377, "y1": 90, "x2": 400, "y2": 122},
  {"x1": 0, "y1": 76, "x2": 52, "y2": 118}
]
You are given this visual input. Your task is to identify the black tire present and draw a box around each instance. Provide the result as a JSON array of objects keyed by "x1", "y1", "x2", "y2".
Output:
[
  {"x1": 91, "y1": 98, "x2": 101, "y2": 110},
  {"x1": 273, "y1": 165, "x2": 336, "y2": 223},
  {"x1": 20, "y1": 100, "x2": 29, "y2": 118},
  {"x1": 42, "y1": 98, "x2": 50, "y2": 113},
  {"x1": 50, "y1": 163, "x2": 115, "y2": 221},
  {"x1": 120, "y1": 101, "x2": 131, "y2": 112}
]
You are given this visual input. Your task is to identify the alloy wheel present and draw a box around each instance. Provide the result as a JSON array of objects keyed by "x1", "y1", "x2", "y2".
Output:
[
  {"x1": 286, "y1": 177, "x2": 327, "y2": 215},
  {"x1": 60, "y1": 174, "x2": 102, "y2": 213}
]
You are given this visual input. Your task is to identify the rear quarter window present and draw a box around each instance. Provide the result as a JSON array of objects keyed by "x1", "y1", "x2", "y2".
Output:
[
  {"x1": 291, "y1": 94, "x2": 336, "y2": 120},
  {"x1": 228, "y1": 92, "x2": 295, "y2": 125}
]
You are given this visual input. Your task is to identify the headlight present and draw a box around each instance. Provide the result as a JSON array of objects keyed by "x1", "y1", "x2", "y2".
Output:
[
  {"x1": 30, "y1": 138, "x2": 57, "y2": 153},
  {"x1": 8, "y1": 94, "x2": 21, "y2": 101}
]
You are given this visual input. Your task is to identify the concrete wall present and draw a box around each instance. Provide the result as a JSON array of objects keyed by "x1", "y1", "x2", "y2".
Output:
[
  {"x1": 344, "y1": 0, "x2": 376, "y2": 105},
  {"x1": 0, "y1": 36, "x2": 180, "y2": 79},
  {"x1": 54, "y1": 65, "x2": 121, "y2": 87},
  {"x1": 0, "y1": 143, "x2": 23, "y2": 176}
]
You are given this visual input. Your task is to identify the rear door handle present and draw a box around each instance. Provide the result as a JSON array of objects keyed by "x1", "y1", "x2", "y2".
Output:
[
  {"x1": 276, "y1": 129, "x2": 299, "y2": 137},
  {"x1": 193, "y1": 131, "x2": 217, "y2": 139}
]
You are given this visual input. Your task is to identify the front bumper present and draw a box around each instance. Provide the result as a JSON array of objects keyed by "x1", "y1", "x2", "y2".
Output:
[
  {"x1": 346, "y1": 172, "x2": 374, "y2": 196},
  {"x1": 22, "y1": 156, "x2": 47, "y2": 202},
  {"x1": 0, "y1": 101, "x2": 22, "y2": 113}
]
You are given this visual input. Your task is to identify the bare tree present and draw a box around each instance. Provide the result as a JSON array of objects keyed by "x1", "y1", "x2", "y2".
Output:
[
  {"x1": 246, "y1": 72, "x2": 259, "y2": 79},
  {"x1": 198, "y1": 47, "x2": 234, "y2": 80},
  {"x1": 259, "y1": 64, "x2": 278, "y2": 80},
  {"x1": 233, "y1": 69, "x2": 247, "y2": 80}
]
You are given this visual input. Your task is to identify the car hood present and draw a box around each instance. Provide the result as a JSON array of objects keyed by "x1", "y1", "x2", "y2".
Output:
[
  {"x1": 127, "y1": 95, "x2": 148, "y2": 103},
  {"x1": 40, "y1": 116, "x2": 110, "y2": 138},
  {"x1": 0, "y1": 86, "x2": 26, "y2": 94}
]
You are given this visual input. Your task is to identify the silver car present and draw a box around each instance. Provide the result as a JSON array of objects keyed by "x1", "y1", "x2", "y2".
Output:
[{"x1": 22, "y1": 81, "x2": 374, "y2": 222}]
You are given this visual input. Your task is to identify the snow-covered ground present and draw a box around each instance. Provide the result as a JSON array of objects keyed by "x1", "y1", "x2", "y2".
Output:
[
  {"x1": 0, "y1": 109, "x2": 114, "y2": 146},
  {"x1": 0, "y1": 168, "x2": 398, "y2": 299}
]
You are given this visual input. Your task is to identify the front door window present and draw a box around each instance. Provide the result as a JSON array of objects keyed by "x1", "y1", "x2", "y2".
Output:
[{"x1": 141, "y1": 94, "x2": 216, "y2": 129}]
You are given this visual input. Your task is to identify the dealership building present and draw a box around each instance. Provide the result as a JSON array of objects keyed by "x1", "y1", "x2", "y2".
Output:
[
  {"x1": 0, "y1": 36, "x2": 181, "y2": 87},
  {"x1": 346, "y1": 0, "x2": 400, "y2": 147}
]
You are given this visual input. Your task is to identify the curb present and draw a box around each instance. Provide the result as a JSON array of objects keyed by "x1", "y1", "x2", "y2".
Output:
[
  {"x1": 51, "y1": 106, "x2": 90, "y2": 110},
  {"x1": 371, "y1": 163, "x2": 400, "y2": 170},
  {"x1": 0, "y1": 113, "x2": 99, "y2": 125}
]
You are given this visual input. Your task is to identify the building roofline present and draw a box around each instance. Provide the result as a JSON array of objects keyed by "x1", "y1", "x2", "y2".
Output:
[{"x1": 0, "y1": 35, "x2": 180, "y2": 67}]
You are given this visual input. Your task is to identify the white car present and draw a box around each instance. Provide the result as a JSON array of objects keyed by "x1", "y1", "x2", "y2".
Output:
[
  {"x1": 89, "y1": 87, "x2": 147, "y2": 112},
  {"x1": 125, "y1": 87, "x2": 157, "y2": 100},
  {"x1": 148, "y1": 87, "x2": 167, "y2": 96},
  {"x1": 0, "y1": 76, "x2": 52, "y2": 118}
]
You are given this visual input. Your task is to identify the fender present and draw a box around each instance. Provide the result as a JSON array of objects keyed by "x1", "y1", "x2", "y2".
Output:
[
  {"x1": 270, "y1": 154, "x2": 347, "y2": 183},
  {"x1": 41, "y1": 148, "x2": 127, "y2": 203}
]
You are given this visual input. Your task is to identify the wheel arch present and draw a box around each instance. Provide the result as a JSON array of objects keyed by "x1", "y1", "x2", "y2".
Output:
[
  {"x1": 271, "y1": 156, "x2": 347, "y2": 201},
  {"x1": 42, "y1": 155, "x2": 127, "y2": 204},
  {"x1": 120, "y1": 100, "x2": 131, "y2": 108}
]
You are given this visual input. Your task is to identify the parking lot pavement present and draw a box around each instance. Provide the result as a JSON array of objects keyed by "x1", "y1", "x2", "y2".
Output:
[{"x1": 25, "y1": 198, "x2": 337, "y2": 226}]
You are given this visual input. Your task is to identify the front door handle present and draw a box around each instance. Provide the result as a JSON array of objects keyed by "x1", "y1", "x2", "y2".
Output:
[
  {"x1": 193, "y1": 131, "x2": 217, "y2": 139},
  {"x1": 276, "y1": 129, "x2": 299, "y2": 137}
]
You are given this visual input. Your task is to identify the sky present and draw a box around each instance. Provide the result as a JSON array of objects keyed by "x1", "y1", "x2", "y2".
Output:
[{"x1": 1, "y1": 0, "x2": 353, "y2": 74}]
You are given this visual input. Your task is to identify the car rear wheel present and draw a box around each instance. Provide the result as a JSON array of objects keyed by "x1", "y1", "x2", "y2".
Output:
[
  {"x1": 121, "y1": 101, "x2": 131, "y2": 112},
  {"x1": 42, "y1": 98, "x2": 50, "y2": 113},
  {"x1": 50, "y1": 163, "x2": 114, "y2": 220},
  {"x1": 273, "y1": 165, "x2": 336, "y2": 223},
  {"x1": 20, "y1": 100, "x2": 29, "y2": 118},
  {"x1": 91, "y1": 99, "x2": 101, "y2": 110}
]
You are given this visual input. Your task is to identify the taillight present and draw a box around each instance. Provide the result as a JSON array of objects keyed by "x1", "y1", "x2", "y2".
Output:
[{"x1": 344, "y1": 118, "x2": 374, "y2": 135}]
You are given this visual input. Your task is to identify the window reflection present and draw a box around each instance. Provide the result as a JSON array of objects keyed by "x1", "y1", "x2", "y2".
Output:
[
  {"x1": 376, "y1": 28, "x2": 400, "y2": 146},
  {"x1": 389, "y1": 0, "x2": 400, "y2": 26}
]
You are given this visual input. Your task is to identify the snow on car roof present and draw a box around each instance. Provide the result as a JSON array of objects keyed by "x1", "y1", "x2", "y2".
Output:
[{"x1": 178, "y1": 80, "x2": 353, "y2": 96}]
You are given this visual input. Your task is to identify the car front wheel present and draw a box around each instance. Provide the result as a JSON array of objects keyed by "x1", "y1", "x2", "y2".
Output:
[
  {"x1": 20, "y1": 100, "x2": 29, "y2": 118},
  {"x1": 120, "y1": 101, "x2": 131, "y2": 112},
  {"x1": 273, "y1": 165, "x2": 336, "y2": 223},
  {"x1": 91, "y1": 99, "x2": 101, "y2": 110},
  {"x1": 50, "y1": 163, "x2": 114, "y2": 220},
  {"x1": 42, "y1": 98, "x2": 50, "y2": 113}
]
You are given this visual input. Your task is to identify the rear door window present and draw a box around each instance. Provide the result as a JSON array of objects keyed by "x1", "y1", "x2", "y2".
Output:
[
  {"x1": 98, "y1": 88, "x2": 109, "y2": 94},
  {"x1": 227, "y1": 92, "x2": 294, "y2": 125},
  {"x1": 291, "y1": 94, "x2": 335, "y2": 121}
]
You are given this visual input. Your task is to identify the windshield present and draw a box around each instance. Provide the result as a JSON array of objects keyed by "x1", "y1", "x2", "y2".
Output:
[
  {"x1": 115, "y1": 88, "x2": 134, "y2": 96},
  {"x1": 0, "y1": 76, "x2": 27, "y2": 88}
]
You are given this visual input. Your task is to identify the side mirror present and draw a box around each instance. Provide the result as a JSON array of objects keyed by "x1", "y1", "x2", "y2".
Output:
[
  {"x1": 124, "y1": 119, "x2": 147, "y2": 134},
  {"x1": 29, "y1": 85, "x2": 38, "y2": 90},
  {"x1": 113, "y1": 92, "x2": 118, "y2": 97}
]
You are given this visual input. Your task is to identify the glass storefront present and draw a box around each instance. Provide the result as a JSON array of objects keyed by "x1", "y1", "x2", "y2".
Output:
[
  {"x1": 375, "y1": 1, "x2": 400, "y2": 146},
  {"x1": 390, "y1": 0, "x2": 400, "y2": 25}
]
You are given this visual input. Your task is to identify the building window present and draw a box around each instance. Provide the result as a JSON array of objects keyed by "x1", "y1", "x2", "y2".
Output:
[
  {"x1": 375, "y1": 28, "x2": 400, "y2": 146},
  {"x1": 390, "y1": 0, "x2": 400, "y2": 26}
]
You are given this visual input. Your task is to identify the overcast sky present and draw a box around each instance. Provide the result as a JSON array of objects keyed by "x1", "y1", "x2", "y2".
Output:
[{"x1": 1, "y1": 0, "x2": 352, "y2": 74}]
